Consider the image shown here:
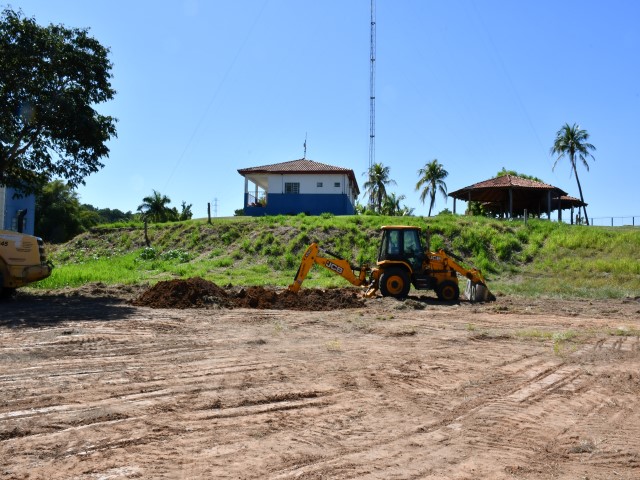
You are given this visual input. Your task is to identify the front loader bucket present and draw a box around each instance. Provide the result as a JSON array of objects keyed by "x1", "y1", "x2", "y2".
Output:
[{"x1": 465, "y1": 280, "x2": 496, "y2": 302}]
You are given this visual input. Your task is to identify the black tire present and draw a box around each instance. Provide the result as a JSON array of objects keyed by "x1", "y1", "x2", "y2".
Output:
[
  {"x1": 379, "y1": 268, "x2": 411, "y2": 298},
  {"x1": 436, "y1": 280, "x2": 460, "y2": 302}
]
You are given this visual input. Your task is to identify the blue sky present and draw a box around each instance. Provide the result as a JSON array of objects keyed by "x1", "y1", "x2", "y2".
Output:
[{"x1": 11, "y1": 0, "x2": 640, "y2": 224}]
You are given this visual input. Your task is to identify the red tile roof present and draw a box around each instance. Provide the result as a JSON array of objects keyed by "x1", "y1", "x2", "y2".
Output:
[
  {"x1": 450, "y1": 175, "x2": 567, "y2": 198},
  {"x1": 238, "y1": 159, "x2": 360, "y2": 194},
  {"x1": 461, "y1": 175, "x2": 558, "y2": 191},
  {"x1": 553, "y1": 195, "x2": 587, "y2": 209}
]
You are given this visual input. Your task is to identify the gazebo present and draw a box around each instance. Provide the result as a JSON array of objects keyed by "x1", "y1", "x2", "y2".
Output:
[
  {"x1": 449, "y1": 175, "x2": 573, "y2": 221},
  {"x1": 551, "y1": 195, "x2": 588, "y2": 224}
]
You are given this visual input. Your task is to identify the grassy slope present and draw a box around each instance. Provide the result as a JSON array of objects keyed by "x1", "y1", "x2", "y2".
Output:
[{"x1": 35, "y1": 214, "x2": 640, "y2": 299}]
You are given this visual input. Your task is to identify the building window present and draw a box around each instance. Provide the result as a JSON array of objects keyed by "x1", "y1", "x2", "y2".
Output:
[
  {"x1": 285, "y1": 182, "x2": 300, "y2": 194},
  {"x1": 317, "y1": 182, "x2": 323, "y2": 188},
  {"x1": 334, "y1": 182, "x2": 340, "y2": 188}
]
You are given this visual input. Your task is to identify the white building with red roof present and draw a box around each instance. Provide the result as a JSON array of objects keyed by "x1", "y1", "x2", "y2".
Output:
[{"x1": 238, "y1": 159, "x2": 360, "y2": 216}]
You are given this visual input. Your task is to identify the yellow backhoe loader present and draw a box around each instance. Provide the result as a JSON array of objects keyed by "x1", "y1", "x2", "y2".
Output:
[
  {"x1": 289, "y1": 225, "x2": 494, "y2": 302},
  {"x1": 0, "y1": 230, "x2": 53, "y2": 297}
]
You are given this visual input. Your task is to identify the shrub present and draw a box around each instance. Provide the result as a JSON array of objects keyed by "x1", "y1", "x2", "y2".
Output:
[
  {"x1": 161, "y1": 249, "x2": 191, "y2": 262},
  {"x1": 139, "y1": 247, "x2": 157, "y2": 260}
]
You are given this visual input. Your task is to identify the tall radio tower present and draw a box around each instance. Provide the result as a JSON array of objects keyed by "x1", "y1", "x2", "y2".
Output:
[{"x1": 369, "y1": 0, "x2": 376, "y2": 173}]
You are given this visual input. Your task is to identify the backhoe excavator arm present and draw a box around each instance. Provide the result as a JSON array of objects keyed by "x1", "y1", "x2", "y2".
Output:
[
  {"x1": 288, "y1": 243, "x2": 370, "y2": 293},
  {"x1": 438, "y1": 249, "x2": 496, "y2": 301}
]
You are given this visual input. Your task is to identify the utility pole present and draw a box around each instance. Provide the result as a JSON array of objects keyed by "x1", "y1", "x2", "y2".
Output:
[{"x1": 213, "y1": 198, "x2": 218, "y2": 218}]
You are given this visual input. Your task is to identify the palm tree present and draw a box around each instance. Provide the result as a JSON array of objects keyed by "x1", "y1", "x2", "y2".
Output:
[
  {"x1": 415, "y1": 159, "x2": 448, "y2": 217},
  {"x1": 363, "y1": 163, "x2": 396, "y2": 213},
  {"x1": 550, "y1": 123, "x2": 595, "y2": 225},
  {"x1": 137, "y1": 190, "x2": 174, "y2": 223},
  {"x1": 381, "y1": 192, "x2": 406, "y2": 216}
]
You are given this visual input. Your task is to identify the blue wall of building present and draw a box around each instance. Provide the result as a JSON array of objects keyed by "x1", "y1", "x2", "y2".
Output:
[
  {"x1": 244, "y1": 193, "x2": 355, "y2": 216},
  {"x1": 2, "y1": 188, "x2": 36, "y2": 235}
]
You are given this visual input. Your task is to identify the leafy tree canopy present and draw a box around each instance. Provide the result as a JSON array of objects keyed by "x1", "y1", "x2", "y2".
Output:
[
  {"x1": 35, "y1": 180, "x2": 86, "y2": 243},
  {"x1": 415, "y1": 159, "x2": 448, "y2": 217},
  {"x1": 137, "y1": 190, "x2": 193, "y2": 223},
  {"x1": 495, "y1": 167, "x2": 544, "y2": 183},
  {"x1": 0, "y1": 8, "x2": 117, "y2": 194},
  {"x1": 362, "y1": 163, "x2": 396, "y2": 214}
]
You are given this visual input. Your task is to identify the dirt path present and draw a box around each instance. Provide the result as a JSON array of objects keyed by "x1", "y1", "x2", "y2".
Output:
[{"x1": 1, "y1": 288, "x2": 639, "y2": 479}]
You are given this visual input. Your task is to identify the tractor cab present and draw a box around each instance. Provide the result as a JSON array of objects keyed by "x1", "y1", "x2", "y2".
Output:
[{"x1": 377, "y1": 226, "x2": 425, "y2": 272}]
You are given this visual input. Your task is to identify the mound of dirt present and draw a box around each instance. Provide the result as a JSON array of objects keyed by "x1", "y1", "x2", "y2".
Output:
[
  {"x1": 131, "y1": 278, "x2": 365, "y2": 311},
  {"x1": 131, "y1": 277, "x2": 232, "y2": 309}
]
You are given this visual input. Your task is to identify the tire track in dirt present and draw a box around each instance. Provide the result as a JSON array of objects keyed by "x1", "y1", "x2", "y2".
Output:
[
  {"x1": 3, "y1": 297, "x2": 640, "y2": 479},
  {"x1": 261, "y1": 331, "x2": 640, "y2": 479}
]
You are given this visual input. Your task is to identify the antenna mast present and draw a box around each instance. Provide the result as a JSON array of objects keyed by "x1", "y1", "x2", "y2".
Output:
[
  {"x1": 303, "y1": 132, "x2": 307, "y2": 159},
  {"x1": 369, "y1": 0, "x2": 376, "y2": 173}
]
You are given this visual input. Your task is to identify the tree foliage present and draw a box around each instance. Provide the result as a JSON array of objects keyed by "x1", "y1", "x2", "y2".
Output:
[
  {"x1": 495, "y1": 167, "x2": 543, "y2": 183},
  {"x1": 363, "y1": 163, "x2": 396, "y2": 214},
  {"x1": 136, "y1": 190, "x2": 192, "y2": 223},
  {"x1": 137, "y1": 190, "x2": 175, "y2": 223},
  {"x1": 0, "y1": 8, "x2": 117, "y2": 193},
  {"x1": 81, "y1": 204, "x2": 135, "y2": 224},
  {"x1": 178, "y1": 201, "x2": 193, "y2": 221},
  {"x1": 415, "y1": 159, "x2": 448, "y2": 217},
  {"x1": 35, "y1": 180, "x2": 86, "y2": 243},
  {"x1": 551, "y1": 123, "x2": 595, "y2": 225},
  {"x1": 380, "y1": 192, "x2": 414, "y2": 216}
]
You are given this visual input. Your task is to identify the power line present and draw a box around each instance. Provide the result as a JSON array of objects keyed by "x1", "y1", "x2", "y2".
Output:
[{"x1": 163, "y1": 0, "x2": 270, "y2": 190}]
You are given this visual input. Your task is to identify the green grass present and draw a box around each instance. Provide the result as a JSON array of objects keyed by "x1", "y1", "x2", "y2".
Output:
[
  {"x1": 31, "y1": 215, "x2": 640, "y2": 298},
  {"x1": 37, "y1": 252, "x2": 145, "y2": 288}
]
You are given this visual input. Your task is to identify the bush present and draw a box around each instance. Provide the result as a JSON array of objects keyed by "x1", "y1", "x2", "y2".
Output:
[
  {"x1": 161, "y1": 249, "x2": 191, "y2": 263},
  {"x1": 139, "y1": 247, "x2": 157, "y2": 260}
]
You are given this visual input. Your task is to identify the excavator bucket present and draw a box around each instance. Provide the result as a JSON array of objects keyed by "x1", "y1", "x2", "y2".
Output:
[{"x1": 465, "y1": 280, "x2": 496, "y2": 302}]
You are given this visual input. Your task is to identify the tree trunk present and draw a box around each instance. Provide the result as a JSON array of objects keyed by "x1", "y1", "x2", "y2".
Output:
[{"x1": 572, "y1": 159, "x2": 589, "y2": 226}]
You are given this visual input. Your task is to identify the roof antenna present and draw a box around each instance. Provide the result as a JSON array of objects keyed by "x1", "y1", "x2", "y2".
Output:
[{"x1": 303, "y1": 132, "x2": 307, "y2": 159}]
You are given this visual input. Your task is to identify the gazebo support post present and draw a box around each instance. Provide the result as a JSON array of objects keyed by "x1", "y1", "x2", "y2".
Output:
[
  {"x1": 557, "y1": 197, "x2": 562, "y2": 222},
  {"x1": 508, "y1": 188, "x2": 513, "y2": 219},
  {"x1": 547, "y1": 191, "x2": 551, "y2": 220}
]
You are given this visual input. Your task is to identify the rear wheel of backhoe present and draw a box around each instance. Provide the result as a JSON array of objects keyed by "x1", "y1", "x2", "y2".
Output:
[
  {"x1": 436, "y1": 280, "x2": 460, "y2": 302},
  {"x1": 379, "y1": 268, "x2": 411, "y2": 298}
]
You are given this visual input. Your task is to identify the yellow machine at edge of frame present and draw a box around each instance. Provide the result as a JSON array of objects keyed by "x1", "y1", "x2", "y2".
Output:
[
  {"x1": 0, "y1": 229, "x2": 53, "y2": 297},
  {"x1": 288, "y1": 225, "x2": 495, "y2": 302}
]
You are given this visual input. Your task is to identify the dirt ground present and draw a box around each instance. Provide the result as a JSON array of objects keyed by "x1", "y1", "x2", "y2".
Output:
[{"x1": 1, "y1": 281, "x2": 640, "y2": 479}]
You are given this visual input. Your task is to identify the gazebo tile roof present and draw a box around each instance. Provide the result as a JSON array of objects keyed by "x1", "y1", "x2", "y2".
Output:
[{"x1": 460, "y1": 175, "x2": 558, "y2": 191}]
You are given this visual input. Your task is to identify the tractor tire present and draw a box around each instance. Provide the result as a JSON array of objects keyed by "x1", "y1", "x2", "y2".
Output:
[
  {"x1": 436, "y1": 280, "x2": 460, "y2": 302},
  {"x1": 379, "y1": 268, "x2": 411, "y2": 298}
]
